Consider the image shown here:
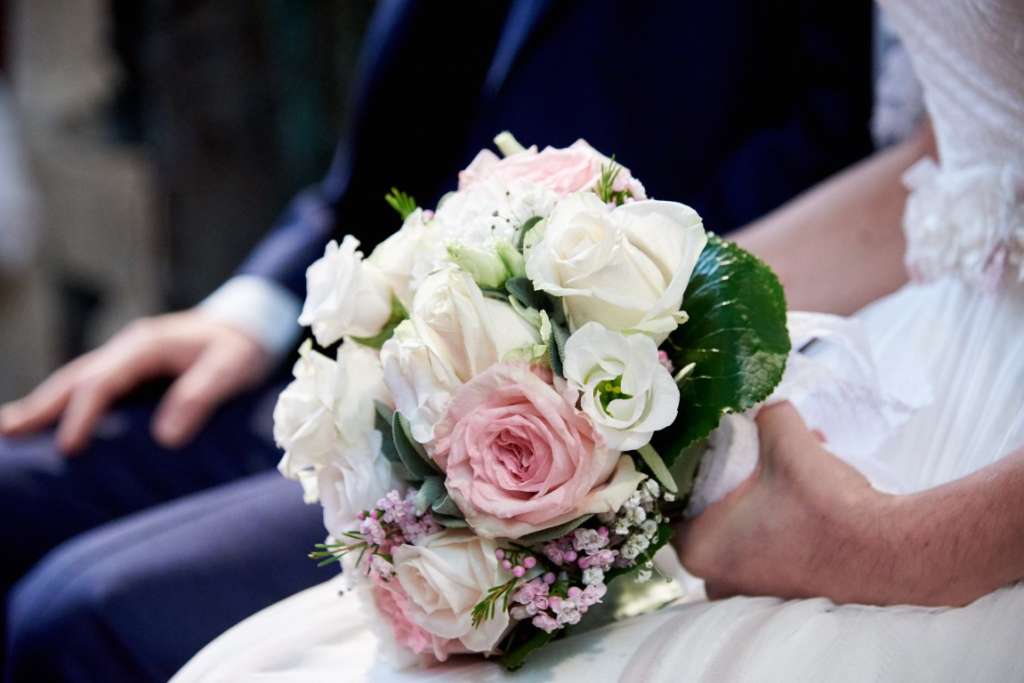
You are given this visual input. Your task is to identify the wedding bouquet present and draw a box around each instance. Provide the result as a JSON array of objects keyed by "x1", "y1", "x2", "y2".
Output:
[{"x1": 273, "y1": 133, "x2": 790, "y2": 669}]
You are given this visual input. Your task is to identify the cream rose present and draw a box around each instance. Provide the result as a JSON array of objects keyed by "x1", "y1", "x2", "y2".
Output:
[
  {"x1": 392, "y1": 530, "x2": 511, "y2": 656},
  {"x1": 525, "y1": 193, "x2": 707, "y2": 341},
  {"x1": 432, "y1": 362, "x2": 647, "y2": 539},
  {"x1": 563, "y1": 322, "x2": 680, "y2": 450},
  {"x1": 299, "y1": 235, "x2": 394, "y2": 346},
  {"x1": 380, "y1": 267, "x2": 540, "y2": 444},
  {"x1": 367, "y1": 208, "x2": 437, "y2": 310},
  {"x1": 317, "y1": 433, "x2": 400, "y2": 538},
  {"x1": 273, "y1": 341, "x2": 398, "y2": 528}
]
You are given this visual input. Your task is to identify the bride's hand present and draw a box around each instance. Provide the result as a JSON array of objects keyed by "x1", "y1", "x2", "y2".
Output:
[
  {"x1": 0, "y1": 311, "x2": 272, "y2": 453},
  {"x1": 673, "y1": 403, "x2": 891, "y2": 603}
]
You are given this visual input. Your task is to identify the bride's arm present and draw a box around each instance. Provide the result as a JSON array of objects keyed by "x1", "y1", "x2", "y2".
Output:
[
  {"x1": 677, "y1": 404, "x2": 1024, "y2": 607},
  {"x1": 733, "y1": 123, "x2": 935, "y2": 315}
]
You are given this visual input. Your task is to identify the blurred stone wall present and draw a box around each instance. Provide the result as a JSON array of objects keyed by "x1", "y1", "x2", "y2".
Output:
[{"x1": 0, "y1": 0, "x2": 373, "y2": 400}]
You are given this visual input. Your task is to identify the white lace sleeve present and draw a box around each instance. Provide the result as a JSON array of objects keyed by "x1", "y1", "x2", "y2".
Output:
[{"x1": 871, "y1": 8, "x2": 925, "y2": 148}]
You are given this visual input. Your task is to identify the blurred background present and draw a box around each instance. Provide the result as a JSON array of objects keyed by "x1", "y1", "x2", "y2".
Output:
[{"x1": 0, "y1": 0, "x2": 374, "y2": 401}]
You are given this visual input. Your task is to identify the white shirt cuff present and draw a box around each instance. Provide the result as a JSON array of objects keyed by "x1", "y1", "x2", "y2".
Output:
[{"x1": 199, "y1": 275, "x2": 302, "y2": 358}]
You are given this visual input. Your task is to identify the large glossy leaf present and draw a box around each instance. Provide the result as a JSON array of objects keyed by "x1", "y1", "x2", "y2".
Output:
[{"x1": 653, "y1": 235, "x2": 789, "y2": 469}]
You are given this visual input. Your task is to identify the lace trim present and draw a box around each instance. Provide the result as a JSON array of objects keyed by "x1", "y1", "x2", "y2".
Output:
[{"x1": 902, "y1": 159, "x2": 1024, "y2": 288}]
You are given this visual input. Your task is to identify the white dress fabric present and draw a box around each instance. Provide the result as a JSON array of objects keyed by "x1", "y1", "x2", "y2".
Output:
[{"x1": 174, "y1": 0, "x2": 1024, "y2": 680}]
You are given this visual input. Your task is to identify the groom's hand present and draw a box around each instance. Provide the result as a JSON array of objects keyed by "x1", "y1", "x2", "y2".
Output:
[
  {"x1": 0, "y1": 311, "x2": 272, "y2": 453},
  {"x1": 673, "y1": 403, "x2": 892, "y2": 604}
]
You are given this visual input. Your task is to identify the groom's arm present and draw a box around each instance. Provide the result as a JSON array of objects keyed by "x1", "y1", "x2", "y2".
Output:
[{"x1": 202, "y1": 0, "x2": 511, "y2": 355}]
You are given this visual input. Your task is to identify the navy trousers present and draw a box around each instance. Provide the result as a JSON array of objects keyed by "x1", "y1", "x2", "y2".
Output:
[{"x1": 0, "y1": 378, "x2": 327, "y2": 682}]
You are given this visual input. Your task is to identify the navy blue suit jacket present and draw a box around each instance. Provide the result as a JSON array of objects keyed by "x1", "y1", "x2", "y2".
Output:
[{"x1": 239, "y1": 0, "x2": 873, "y2": 301}]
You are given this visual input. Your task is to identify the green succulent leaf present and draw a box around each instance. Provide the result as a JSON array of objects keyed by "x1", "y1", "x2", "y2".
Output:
[
  {"x1": 374, "y1": 401, "x2": 398, "y2": 463},
  {"x1": 392, "y1": 412, "x2": 441, "y2": 481},
  {"x1": 414, "y1": 476, "x2": 445, "y2": 516},
  {"x1": 653, "y1": 235, "x2": 789, "y2": 472},
  {"x1": 435, "y1": 514, "x2": 470, "y2": 529},
  {"x1": 431, "y1": 493, "x2": 463, "y2": 518}
]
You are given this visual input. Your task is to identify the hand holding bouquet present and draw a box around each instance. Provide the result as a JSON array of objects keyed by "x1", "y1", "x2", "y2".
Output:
[{"x1": 273, "y1": 133, "x2": 790, "y2": 669}]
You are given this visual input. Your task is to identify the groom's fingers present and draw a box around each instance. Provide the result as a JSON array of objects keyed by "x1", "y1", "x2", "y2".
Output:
[
  {"x1": 0, "y1": 356, "x2": 90, "y2": 436},
  {"x1": 55, "y1": 341, "x2": 170, "y2": 454},
  {"x1": 152, "y1": 347, "x2": 245, "y2": 449}
]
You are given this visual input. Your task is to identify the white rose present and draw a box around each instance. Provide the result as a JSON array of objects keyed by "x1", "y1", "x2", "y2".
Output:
[
  {"x1": 380, "y1": 267, "x2": 540, "y2": 443},
  {"x1": 525, "y1": 193, "x2": 707, "y2": 342},
  {"x1": 367, "y1": 208, "x2": 437, "y2": 310},
  {"x1": 393, "y1": 530, "x2": 510, "y2": 654},
  {"x1": 274, "y1": 341, "x2": 396, "y2": 516},
  {"x1": 299, "y1": 235, "x2": 394, "y2": 346},
  {"x1": 272, "y1": 341, "x2": 344, "y2": 480},
  {"x1": 317, "y1": 431, "x2": 400, "y2": 537},
  {"x1": 563, "y1": 322, "x2": 680, "y2": 450}
]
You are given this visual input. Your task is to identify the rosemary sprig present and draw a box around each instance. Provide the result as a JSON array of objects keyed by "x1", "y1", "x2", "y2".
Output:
[
  {"x1": 384, "y1": 187, "x2": 417, "y2": 220},
  {"x1": 595, "y1": 157, "x2": 630, "y2": 205},
  {"x1": 471, "y1": 578, "x2": 518, "y2": 628}
]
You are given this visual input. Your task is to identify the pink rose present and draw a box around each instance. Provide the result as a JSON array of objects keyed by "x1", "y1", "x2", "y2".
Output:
[
  {"x1": 433, "y1": 363, "x2": 646, "y2": 539},
  {"x1": 459, "y1": 139, "x2": 646, "y2": 199},
  {"x1": 370, "y1": 575, "x2": 464, "y2": 664}
]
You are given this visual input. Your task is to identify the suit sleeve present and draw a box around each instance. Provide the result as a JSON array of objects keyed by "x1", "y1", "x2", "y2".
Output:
[
  {"x1": 695, "y1": 0, "x2": 875, "y2": 230},
  {"x1": 232, "y1": 0, "x2": 512, "y2": 300}
]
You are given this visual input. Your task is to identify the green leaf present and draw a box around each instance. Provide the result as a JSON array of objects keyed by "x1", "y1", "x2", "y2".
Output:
[
  {"x1": 505, "y1": 276, "x2": 546, "y2": 311},
  {"x1": 653, "y1": 235, "x2": 789, "y2": 473},
  {"x1": 374, "y1": 401, "x2": 400, "y2": 465},
  {"x1": 414, "y1": 477, "x2": 445, "y2": 516},
  {"x1": 636, "y1": 443, "x2": 678, "y2": 494},
  {"x1": 351, "y1": 296, "x2": 408, "y2": 350},
  {"x1": 518, "y1": 515, "x2": 592, "y2": 544},
  {"x1": 392, "y1": 412, "x2": 440, "y2": 481},
  {"x1": 384, "y1": 187, "x2": 417, "y2": 220},
  {"x1": 431, "y1": 493, "x2": 462, "y2": 518},
  {"x1": 500, "y1": 627, "x2": 555, "y2": 671},
  {"x1": 548, "y1": 319, "x2": 569, "y2": 378},
  {"x1": 514, "y1": 216, "x2": 543, "y2": 251},
  {"x1": 435, "y1": 514, "x2": 470, "y2": 529}
]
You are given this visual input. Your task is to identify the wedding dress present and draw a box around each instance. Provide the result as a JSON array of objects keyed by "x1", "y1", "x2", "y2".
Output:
[{"x1": 174, "y1": 0, "x2": 1024, "y2": 680}]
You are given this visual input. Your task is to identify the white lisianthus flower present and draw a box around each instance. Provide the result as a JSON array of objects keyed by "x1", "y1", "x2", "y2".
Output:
[
  {"x1": 393, "y1": 530, "x2": 511, "y2": 655},
  {"x1": 380, "y1": 267, "x2": 540, "y2": 444},
  {"x1": 299, "y1": 235, "x2": 394, "y2": 346},
  {"x1": 367, "y1": 208, "x2": 437, "y2": 310},
  {"x1": 563, "y1": 322, "x2": 680, "y2": 450},
  {"x1": 273, "y1": 341, "x2": 398, "y2": 527},
  {"x1": 525, "y1": 193, "x2": 707, "y2": 342}
]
